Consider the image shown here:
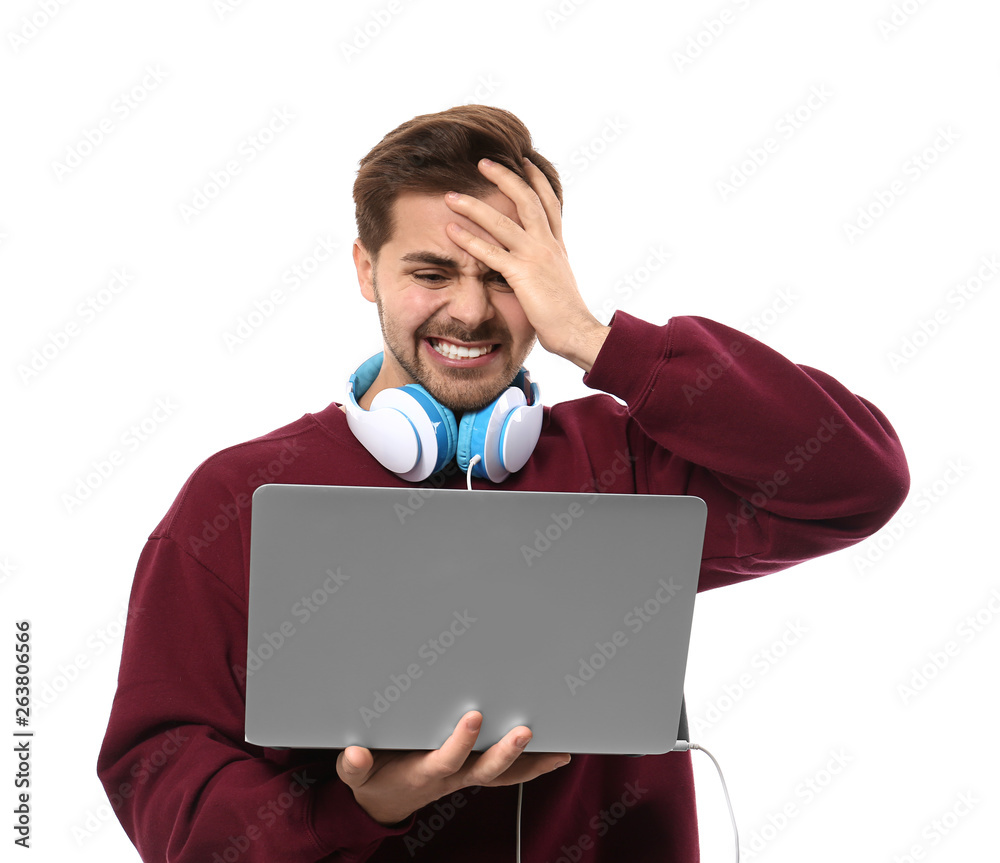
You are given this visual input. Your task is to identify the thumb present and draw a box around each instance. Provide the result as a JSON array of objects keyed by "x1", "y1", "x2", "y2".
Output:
[{"x1": 337, "y1": 746, "x2": 374, "y2": 787}]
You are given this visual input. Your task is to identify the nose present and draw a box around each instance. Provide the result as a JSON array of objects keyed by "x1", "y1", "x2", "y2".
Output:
[{"x1": 443, "y1": 274, "x2": 496, "y2": 332}]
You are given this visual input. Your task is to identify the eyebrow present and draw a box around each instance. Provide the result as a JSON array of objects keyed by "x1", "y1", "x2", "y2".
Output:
[
  {"x1": 400, "y1": 251, "x2": 458, "y2": 268},
  {"x1": 399, "y1": 251, "x2": 499, "y2": 274}
]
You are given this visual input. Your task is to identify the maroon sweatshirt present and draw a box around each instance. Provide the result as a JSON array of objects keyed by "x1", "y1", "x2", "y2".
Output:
[{"x1": 97, "y1": 311, "x2": 909, "y2": 862}]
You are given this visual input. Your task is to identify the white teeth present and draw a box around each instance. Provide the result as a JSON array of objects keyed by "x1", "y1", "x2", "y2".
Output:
[{"x1": 430, "y1": 339, "x2": 495, "y2": 360}]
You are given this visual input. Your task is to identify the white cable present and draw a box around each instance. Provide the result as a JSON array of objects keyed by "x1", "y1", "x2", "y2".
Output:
[
  {"x1": 691, "y1": 744, "x2": 739, "y2": 861},
  {"x1": 516, "y1": 781, "x2": 524, "y2": 863},
  {"x1": 467, "y1": 454, "x2": 480, "y2": 490},
  {"x1": 674, "y1": 742, "x2": 740, "y2": 862},
  {"x1": 511, "y1": 744, "x2": 738, "y2": 862},
  {"x1": 693, "y1": 744, "x2": 739, "y2": 861}
]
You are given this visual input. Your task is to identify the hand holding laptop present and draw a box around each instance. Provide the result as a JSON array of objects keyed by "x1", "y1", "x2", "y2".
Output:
[{"x1": 336, "y1": 709, "x2": 571, "y2": 826}]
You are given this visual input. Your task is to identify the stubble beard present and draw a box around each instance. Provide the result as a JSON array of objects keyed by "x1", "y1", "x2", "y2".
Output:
[{"x1": 371, "y1": 273, "x2": 532, "y2": 416}]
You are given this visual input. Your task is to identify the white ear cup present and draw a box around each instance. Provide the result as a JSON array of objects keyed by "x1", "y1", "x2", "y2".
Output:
[
  {"x1": 475, "y1": 388, "x2": 525, "y2": 482},
  {"x1": 369, "y1": 387, "x2": 453, "y2": 482},
  {"x1": 344, "y1": 389, "x2": 421, "y2": 476},
  {"x1": 501, "y1": 399, "x2": 544, "y2": 475}
]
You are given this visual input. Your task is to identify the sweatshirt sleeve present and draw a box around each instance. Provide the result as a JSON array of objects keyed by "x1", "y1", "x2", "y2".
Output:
[
  {"x1": 97, "y1": 534, "x2": 417, "y2": 862},
  {"x1": 580, "y1": 311, "x2": 910, "y2": 591}
]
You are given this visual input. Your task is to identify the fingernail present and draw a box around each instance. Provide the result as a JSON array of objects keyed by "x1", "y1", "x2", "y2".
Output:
[
  {"x1": 515, "y1": 734, "x2": 529, "y2": 748},
  {"x1": 466, "y1": 715, "x2": 481, "y2": 732},
  {"x1": 556, "y1": 756, "x2": 571, "y2": 767}
]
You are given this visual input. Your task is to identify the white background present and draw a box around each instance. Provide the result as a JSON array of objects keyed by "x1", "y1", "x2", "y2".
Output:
[{"x1": 3, "y1": 0, "x2": 998, "y2": 860}]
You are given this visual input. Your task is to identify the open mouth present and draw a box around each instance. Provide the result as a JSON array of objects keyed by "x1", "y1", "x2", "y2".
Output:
[{"x1": 426, "y1": 337, "x2": 499, "y2": 362}]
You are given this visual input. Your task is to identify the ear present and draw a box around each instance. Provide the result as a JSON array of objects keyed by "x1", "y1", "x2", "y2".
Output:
[{"x1": 353, "y1": 239, "x2": 376, "y2": 303}]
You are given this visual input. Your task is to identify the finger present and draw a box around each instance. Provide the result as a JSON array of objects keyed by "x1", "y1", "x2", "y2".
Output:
[
  {"x1": 488, "y1": 751, "x2": 572, "y2": 786},
  {"x1": 424, "y1": 710, "x2": 483, "y2": 779},
  {"x1": 459, "y1": 725, "x2": 535, "y2": 785},
  {"x1": 476, "y1": 158, "x2": 551, "y2": 237},
  {"x1": 445, "y1": 222, "x2": 510, "y2": 273},
  {"x1": 444, "y1": 192, "x2": 523, "y2": 255},
  {"x1": 521, "y1": 157, "x2": 564, "y2": 246},
  {"x1": 336, "y1": 745, "x2": 374, "y2": 787}
]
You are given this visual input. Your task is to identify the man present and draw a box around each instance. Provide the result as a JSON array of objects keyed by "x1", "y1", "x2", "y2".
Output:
[{"x1": 98, "y1": 104, "x2": 909, "y2": 861}]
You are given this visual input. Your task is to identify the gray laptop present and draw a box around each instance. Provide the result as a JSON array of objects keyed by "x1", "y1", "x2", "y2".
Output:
[{"x1": 244, "y1": 483, "x2": 706, "y2": 755}]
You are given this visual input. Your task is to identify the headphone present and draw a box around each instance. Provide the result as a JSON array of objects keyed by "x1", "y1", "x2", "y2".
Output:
[{"x1": 344, "y1": 352, "x2": 544, "y2": 483}]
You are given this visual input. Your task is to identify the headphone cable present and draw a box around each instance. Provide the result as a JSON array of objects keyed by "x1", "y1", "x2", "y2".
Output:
[{"x1": 466, "y1": 455, "x2": 480, "y2": 490}]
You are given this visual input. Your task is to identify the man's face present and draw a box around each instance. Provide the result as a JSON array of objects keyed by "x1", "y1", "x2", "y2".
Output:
[{"x1": 353, "y1": 189, "x2": 537, "y2": 415}]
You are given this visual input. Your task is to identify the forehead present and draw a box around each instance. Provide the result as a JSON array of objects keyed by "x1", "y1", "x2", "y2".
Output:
[{"x1": 386, "y1": 190, "x2": 523, "y2": 254}]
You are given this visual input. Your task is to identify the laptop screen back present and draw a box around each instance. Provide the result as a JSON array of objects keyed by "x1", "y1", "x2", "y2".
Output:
[{"x1": 245, "y1": 483, "x2": 705, "y2": 755}]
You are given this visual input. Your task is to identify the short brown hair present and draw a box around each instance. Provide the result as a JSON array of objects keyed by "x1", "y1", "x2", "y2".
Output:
[{"x1": 353, "y1": 104, "x2": 563, "y2": 264}]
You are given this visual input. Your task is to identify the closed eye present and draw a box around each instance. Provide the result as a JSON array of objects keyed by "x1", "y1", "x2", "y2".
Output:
[{"x1": 414, "y1": 272, "x2": 512, "y2": 289}]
